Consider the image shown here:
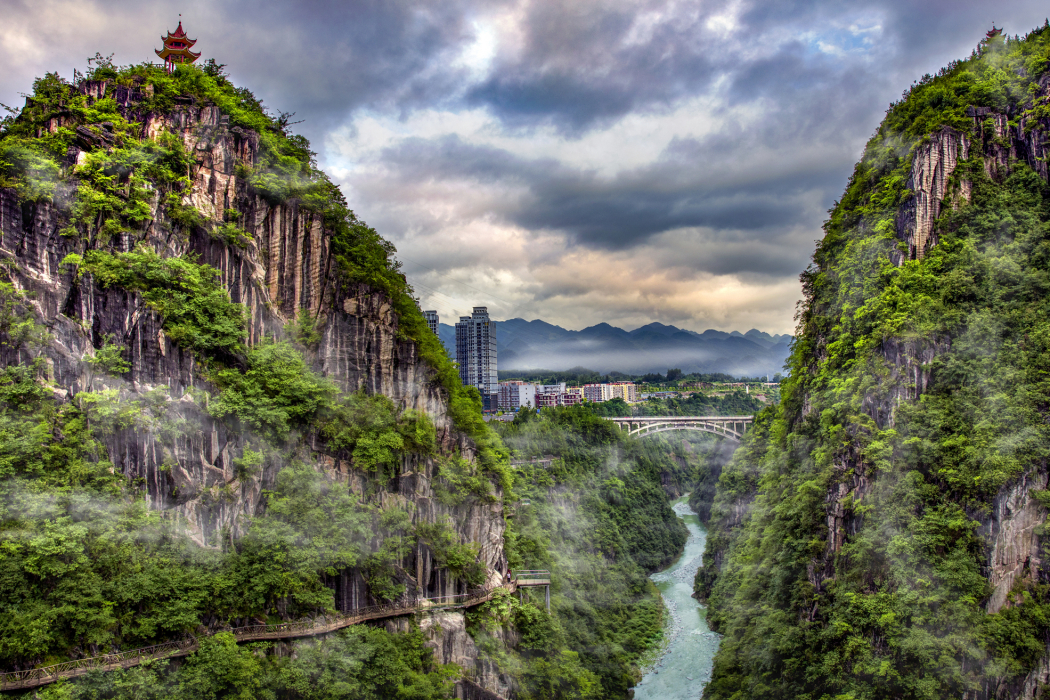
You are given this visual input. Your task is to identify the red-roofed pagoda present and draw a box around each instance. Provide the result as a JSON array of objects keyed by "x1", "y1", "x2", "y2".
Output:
[{"x1": 156, "y1": 20, "x2": 201, "y2": 73}]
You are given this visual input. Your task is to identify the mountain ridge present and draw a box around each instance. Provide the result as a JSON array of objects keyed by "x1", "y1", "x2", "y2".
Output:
[{"x1": 435, "y1": 317, "x2": 791, "y2": 377}]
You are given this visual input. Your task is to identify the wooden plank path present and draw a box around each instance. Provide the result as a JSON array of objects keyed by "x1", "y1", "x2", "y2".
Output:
[{"x1": 0, "y1": 576, "x2": 546, "y2": 692}]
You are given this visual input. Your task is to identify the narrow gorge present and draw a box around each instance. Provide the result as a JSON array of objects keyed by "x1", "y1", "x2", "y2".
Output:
[{"x1": 0, "y1": 57, "x2": 735, "y2": 700}]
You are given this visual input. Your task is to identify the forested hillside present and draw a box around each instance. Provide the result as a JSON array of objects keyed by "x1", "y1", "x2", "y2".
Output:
[
  {"x1": 485, "y1": 406, "x2": 724, "y2": 699},
  {"x1": 699, "y1": 25, "x2": 1050, "y2": 699},
  {"x1": 0, "y1": 56, "x2": 508, "y2": 698},
  {"x1": 0, "y1": 53, "x2": 735, "y2": 700}
]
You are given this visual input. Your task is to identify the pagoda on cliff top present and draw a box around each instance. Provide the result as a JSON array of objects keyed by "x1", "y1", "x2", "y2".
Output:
[{"x1": 155, "y1": 20, "x2": 200, "y2": 73}]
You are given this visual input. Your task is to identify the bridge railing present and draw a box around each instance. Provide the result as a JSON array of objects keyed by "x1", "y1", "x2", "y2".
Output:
[{"x1": 0, "y1": 638, "x2": 198, "y2": 690}]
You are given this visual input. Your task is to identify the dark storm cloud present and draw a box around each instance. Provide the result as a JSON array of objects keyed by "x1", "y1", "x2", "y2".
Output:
[
  {"x1": 466, "y1": 0, "x2": 718, "y2": 132},
  {"x1": 459, "y1": 0, "x2": 1047, "y2": 134},
  {"x1": 374, "y1": 133, "x2": 832, "y2": 274},
  {"x1": 213, "y1": 0, "x2": 484, "y2": 136},
  {"x1": 5, "y1": 0, "x2": 1050, "y2": 332}
]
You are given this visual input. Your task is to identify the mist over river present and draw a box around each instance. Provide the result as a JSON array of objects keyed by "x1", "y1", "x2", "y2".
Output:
[{"x1": 633, "y1": 496, "x2": 721, "y2": 700}]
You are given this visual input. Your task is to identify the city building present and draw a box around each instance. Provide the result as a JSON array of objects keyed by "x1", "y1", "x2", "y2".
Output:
[
  {"x1": 582, "y1": 382, "x2": 637, "y2": 403},
  {"x1": 456, "y1": 307, "x2": 498, "y2": 411},
  {"x1": 559, "y1": 392, "x2": 582, "y2": 407},
  {"x1": 608, "y1": 382, "x2": 637, "y2": 402},
  {"x1": 583, "y1": 383, "x2": 606, "y2": 402},
  {"x1": 499, "y1": 381, "x2": 536, "y2": 411},
  {"x1": 423, "y1": 310, "x2": 439, "y2": 336},
  {"x1": 536, "y1": 392, "x2": 558, "y2": 408}
]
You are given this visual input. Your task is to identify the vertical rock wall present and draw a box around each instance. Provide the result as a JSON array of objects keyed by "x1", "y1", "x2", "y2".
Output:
[
  {"x1": 897, "y1": 127, "x2": 970, "y2": 260},
  {"x1": 0, "y1": 82, "x2": 506, "y2": 617}
]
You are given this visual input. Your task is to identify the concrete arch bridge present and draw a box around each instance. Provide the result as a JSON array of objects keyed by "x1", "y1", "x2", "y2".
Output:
[{"x1": 607, "y1": 416, "x2": 754, "y2": 442}]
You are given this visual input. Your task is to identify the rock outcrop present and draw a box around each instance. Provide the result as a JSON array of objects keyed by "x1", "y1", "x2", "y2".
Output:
[
  {"x1": 897, "y1": 127, "x2": 970, "y2": 260},
  {"x1": 387, "y1": 611, "x2": 517, "y2": 700},
  {"x1": 982, "y1": 471, "x2": 1050, "y2": 615},
  {"x1": 896, "y1": 75, "x2": 1050, "y2": 262},
  {"x1": 0, "y1": 76, "x2": 507, "y2": 689}
]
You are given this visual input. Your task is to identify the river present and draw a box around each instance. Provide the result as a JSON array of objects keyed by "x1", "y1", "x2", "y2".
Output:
[{"x1": 632, "y1": 495, "x2": 721, "y2": 700}]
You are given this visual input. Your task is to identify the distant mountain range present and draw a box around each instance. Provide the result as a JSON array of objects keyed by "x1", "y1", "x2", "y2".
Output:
[{"x1": 436, "y1": 319, "x2": 792, "y2": 378}]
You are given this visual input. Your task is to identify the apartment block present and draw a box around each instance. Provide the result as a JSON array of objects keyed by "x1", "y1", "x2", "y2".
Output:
[
  {"x1": 582, "y1": 382, "x2": 637, "y2": 403},
  {"x1": 423, "y1": 310, "x2": 439, "y2": 336},
  {"x1": 608, "y1": 381, "x2": 638, "y2": 402},
  {"x1": 499, "y1": 381, "x2": 536, "y2": 411},
  {"x1": 559, "y1": 392, "x2": 582, "y2": 406},
  {"x1": 536, "y1": 392, "x2": 558, "y2": 408},
  {"x1": 456, "y1": 307, "x2": 498, "y2": 411}
]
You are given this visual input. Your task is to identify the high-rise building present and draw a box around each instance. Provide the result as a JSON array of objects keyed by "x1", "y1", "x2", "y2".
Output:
[
  {"x1": 423, "y1": 310, "x2": 439, "y2": 336},
  {"x1": 455, "y1": 307, "x2": 498, "y2": 411}
]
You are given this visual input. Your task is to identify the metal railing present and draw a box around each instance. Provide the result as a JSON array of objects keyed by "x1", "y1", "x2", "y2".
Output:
[
  {"x1": 0, "y1": 583, "x2": 517, "y2": 691},
  {"x1": 513, "y1": 570, "x2": 552, "y2": 585}
]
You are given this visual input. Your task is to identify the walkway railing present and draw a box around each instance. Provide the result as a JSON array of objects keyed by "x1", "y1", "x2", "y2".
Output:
[
  {"x1": 513, "y1": 570, "x2": 552, "y2": 586},
  {"x1": 0, "y1": 582, "x2": 517, "y2": 691}
]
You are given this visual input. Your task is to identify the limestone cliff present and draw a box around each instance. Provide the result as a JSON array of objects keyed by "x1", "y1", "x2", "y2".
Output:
[
  {"x1": 0, "y1": 71, "x2": 507, "y2": 683},
  {"x1": 700, "y1": 30, "x2": 1050, "y2": 700}
]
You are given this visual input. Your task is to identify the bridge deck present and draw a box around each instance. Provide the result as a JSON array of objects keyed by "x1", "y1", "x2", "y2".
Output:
[{"x1": 609, "y1": 415, "x2": 755, "y2": 422}]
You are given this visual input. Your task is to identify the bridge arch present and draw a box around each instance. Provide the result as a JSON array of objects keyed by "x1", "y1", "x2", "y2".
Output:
[{"x1": 606, "y1": 416, "x2": 754, "y2": 442}]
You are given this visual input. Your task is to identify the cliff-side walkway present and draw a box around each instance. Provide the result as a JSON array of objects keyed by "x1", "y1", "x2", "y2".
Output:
[{"x1": 0, "y1": 574, "x2": 547, "y2": 692}]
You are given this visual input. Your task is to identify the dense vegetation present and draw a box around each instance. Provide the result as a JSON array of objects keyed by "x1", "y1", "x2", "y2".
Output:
[
  {"x1": 497, "y1": 367, "x2": 776, "y2": 386},
  {"x1": 11, "y1": 627, "x2": 456, "y2": 700},
  {"x1": 0, "y1": 55, "x2": 507, "y2": 699},
  {"x1": 700, "y1": 25, "x2": 1050, "y2": 699},
  {"x1": 477, "y1": 406, "x2": 712, "y2": 699},
  {"x1": 633, "y1": 390, "x2": 763, "y2": 417}
]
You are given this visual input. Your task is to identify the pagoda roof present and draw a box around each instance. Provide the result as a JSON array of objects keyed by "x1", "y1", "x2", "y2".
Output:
[
  {"x1": 161, "y1": 22, "x2": 197, "y2": 47},
  {"x1": 155, "y1": 46, "x2": 202, "y2": 61}
]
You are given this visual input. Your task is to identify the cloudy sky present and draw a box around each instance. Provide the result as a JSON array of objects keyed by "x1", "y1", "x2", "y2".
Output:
[{"x1": 2, "y1": 0, "x2": 1046, "y2": 334}]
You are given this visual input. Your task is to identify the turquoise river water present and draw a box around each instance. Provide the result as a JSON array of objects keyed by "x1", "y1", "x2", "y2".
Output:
[{"x1": 632, "y1": 496, "x2": 721, "y2": 700}]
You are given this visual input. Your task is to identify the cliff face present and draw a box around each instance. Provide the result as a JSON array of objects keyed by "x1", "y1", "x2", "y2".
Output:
[
  {"x1": 701, "y1": 31, "x2": 1050, "y2": 700},
  {"x1": 895, "y1": 74, "x2": 1050, "y2": 262},
  {"x1": 0, "y1": 76, "x2": 505, "y2": 617}
]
